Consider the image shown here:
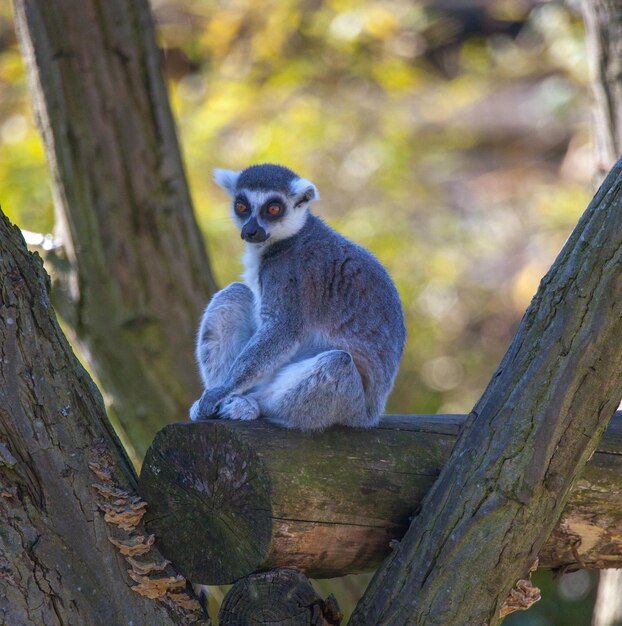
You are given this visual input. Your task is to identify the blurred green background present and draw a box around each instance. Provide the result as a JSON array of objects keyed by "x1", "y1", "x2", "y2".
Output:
[{"x1": 0, "y1": 0, "x2": 604, "y2": 623}]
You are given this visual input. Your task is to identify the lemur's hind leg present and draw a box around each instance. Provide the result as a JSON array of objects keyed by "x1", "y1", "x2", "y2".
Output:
[
  {"x1": 196, "y1": 282, "x2": 256, "y2": 388},
  {"x1": 193, "y1": 282, "x2": 262, "y2": 422},
  {"x1": 252, "y1": 350, "x2": 367, "y2": 430}
]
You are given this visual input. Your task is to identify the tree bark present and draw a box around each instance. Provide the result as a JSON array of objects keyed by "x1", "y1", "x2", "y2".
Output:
[
  {"x1": 348, "y1": 158, "x2": 622, "y2": 626},
  {"x1": 139, "y1": 414, "x2": 622, "y2": 585},
  {"x1": 0, "y1": 209, "x2": 208, "y2": 625},
  {"x1": 13, "y1": 0, "x2": 217, "y2": 458},
  {"x1": 582, "y1": 0, "x2": 622, "y2": 181}
]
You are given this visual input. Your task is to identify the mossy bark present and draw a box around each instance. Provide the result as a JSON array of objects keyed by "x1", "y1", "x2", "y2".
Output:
[
  {"x1": 0, "y1": 209, "x2": 207, "y2": 625},
  {"x1": 139, "y1": 413, "x2": 622, "y2": 585},
  {"x1": 348, "y1": 158, "x2": 622, "y2": 625},
  {"x1": 13, "y1": 0, "x2": 216, "y2": 458}
]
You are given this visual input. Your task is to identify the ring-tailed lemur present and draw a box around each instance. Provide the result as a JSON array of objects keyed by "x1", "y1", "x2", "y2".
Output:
[{"x1": 189, "y1": 163, "x2": 405, "y2": 430}]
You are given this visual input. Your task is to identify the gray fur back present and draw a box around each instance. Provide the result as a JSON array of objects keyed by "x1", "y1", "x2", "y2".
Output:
[{"x1": 258, "y1": 214, "x2": 406, "y2": 420}]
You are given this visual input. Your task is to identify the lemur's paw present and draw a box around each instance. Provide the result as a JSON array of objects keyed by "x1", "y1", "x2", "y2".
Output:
[
  {"x1": 189, "y1": 386, "x2": 228, "y2": 421},
  {"x1": 218, "y1": 394, "x2": 260, "y2": 421},
  {"x1": 189, "y1": 399, "x2": 203, "y2": 422}
]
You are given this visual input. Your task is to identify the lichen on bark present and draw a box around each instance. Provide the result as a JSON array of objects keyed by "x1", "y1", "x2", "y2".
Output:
[{"x1": 0, "y1": 209, "x2": 209, "y2": 625}]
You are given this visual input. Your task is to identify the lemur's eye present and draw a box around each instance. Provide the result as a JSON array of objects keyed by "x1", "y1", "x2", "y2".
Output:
[
  {"x1": 235, "y1": 202, "x2": 249, "y2": 214},
  {"x1": 266, "y1": 204, "x2": 282, "y2": 217}
]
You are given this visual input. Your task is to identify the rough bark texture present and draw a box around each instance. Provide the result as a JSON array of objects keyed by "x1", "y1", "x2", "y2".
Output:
[
  {"x1": 139, "y1": 414, "x2": 622, "y2": 585},
  {"x1": 347, "y1": 158, "x2": 622, "y2": 626},
  {"x1": 218, "y1": 570, "x2": 342, "y2": 626},
  {"x1": 583, "y1": 0, "x2": 622, "y2": 181},
  {"x1": 13, "y1": 0, "x2": 217, "y2": 457},
  {"x1": 0, "y1": 210, "x2": 208, "y2": 625}
]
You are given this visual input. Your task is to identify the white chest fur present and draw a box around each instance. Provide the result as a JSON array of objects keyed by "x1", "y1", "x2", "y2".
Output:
[{"x1": 242, "y1": 244, "x2": 264, "y2": 321}]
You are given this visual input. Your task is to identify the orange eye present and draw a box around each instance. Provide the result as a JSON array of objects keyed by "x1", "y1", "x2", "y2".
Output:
[
  {"x1": 235, "y1": 202, "x2": 248, "y2": 214},
  {"x1": 267, "y1": 204, "x2": 282, "y2": 217}
]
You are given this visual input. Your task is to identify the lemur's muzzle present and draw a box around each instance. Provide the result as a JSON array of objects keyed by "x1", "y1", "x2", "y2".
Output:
[{"x1": 241, "y1": 217, "x2": 269, "y2": 243}]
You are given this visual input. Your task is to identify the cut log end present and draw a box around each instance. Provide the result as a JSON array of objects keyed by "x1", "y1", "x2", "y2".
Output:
[
  {"x1": 140, "y1": 422, "x2": 272, "y2": 584},
  {"x1": 218, "y1": 569, "x2": 342, "y2": 626}
]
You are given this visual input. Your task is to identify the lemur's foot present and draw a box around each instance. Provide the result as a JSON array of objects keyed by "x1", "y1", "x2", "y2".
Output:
[{"x1": 218, "y1": 394, "x2": 260, "y2": 421}]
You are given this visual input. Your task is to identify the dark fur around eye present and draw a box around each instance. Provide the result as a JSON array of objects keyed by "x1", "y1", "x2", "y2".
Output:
[
  {"x1": 234, "y1": 195, "x2": 250, "y2": 214},
  {"x1": 261, "y1": 198, "x2": 286, "y2": 220}
]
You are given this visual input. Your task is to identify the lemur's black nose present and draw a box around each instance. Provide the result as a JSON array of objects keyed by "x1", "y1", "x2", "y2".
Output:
[{"x1": 241, "y1": 218, "x2": 269, "y2": 243}]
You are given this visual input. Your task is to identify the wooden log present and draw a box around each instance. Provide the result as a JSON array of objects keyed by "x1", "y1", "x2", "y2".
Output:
[
  {"x1": 139, "y1": 412, "x2": 622, "y2": 585},
  {"x1": 218, "y1": 569, "x2": 341, "y2": 626}
]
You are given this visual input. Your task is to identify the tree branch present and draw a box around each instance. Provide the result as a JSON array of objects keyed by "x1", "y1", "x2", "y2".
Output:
[
  {"x1": 0, "y1": 208, "x2": 208, "y2": 625},
  {"x1": 13, "y1": 0, "x2": 217, "y2": 457},
  {"x1": 349, "y1": 157, "x2": 622, "y2": 625}
]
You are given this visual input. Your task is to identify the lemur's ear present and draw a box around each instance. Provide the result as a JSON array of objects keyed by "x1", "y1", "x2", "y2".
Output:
[
  {"x1": 213, "y1": 169, "x2": 241, "y2": 196},
  {"x1": 290, "y1": 177, "x2": 319, "y2": 206}
]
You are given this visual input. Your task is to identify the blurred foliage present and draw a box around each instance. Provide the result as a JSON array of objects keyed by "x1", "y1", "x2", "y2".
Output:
[
  {"x1": 0, "y1": 0, "x2": 603, "y2": 623},
  {"x1": 155, "y1": 0, "x2": 592, "y2": 420}
]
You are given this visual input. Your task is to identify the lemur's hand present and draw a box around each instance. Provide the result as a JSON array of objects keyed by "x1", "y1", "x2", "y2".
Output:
[{"x1": 189, "y1": 386, "x2": 230, "y2": 421}]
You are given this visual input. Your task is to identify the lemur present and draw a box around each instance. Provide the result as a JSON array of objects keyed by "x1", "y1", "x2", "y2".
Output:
[{"x1": 189, "y1": 163, "x2": 406, "y2": 430}]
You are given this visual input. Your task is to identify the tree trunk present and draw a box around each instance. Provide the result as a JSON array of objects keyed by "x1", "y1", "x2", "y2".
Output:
[
  {"x1": 139, "y1": 414, "x2": 622, "y2": 585},
  {"x1": 349, "y1": 158, "x2": 622, "y2": 626},
  {"x1": 0, "y1": 209, "x2": 208, "y2": 625},
  {"x1": 582, "y1": 4, "x2": 622, "y2": 624},
  {"x1": 583, "y1": 0, "x2": 622, "y2": 181},
  {"x1": 13, "y1": 0, "x2": 217, "y2": 458}
]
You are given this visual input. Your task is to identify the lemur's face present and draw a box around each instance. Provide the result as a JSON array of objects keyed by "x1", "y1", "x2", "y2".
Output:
[
  {"x1": 213, "y1": 164, "x2": 319, "y2": 245},
  {"x1": 231, "y1": 189, "x2": 308, "y2": 244}
]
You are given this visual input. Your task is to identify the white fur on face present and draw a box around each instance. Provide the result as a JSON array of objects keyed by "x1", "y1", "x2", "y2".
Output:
[
  {"x1": 269, "y1": 206, "x2": 309, "y2": 242},
  {"x1": 233, "y1": 189, "x2": 310, "y2": 244}
]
